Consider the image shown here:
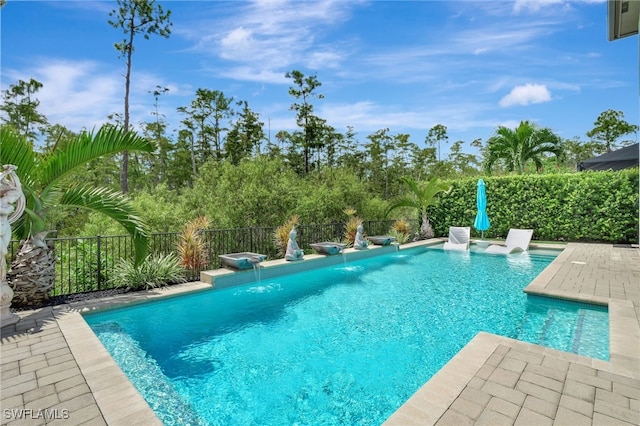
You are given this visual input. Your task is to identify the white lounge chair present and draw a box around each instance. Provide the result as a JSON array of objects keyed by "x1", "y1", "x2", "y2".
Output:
[
  {"x1": 485, "y1": 229, "x2": 533, "y2": 254},
  {"x1": 443, "y1": 226, "x2": 470, "y2": 251}
]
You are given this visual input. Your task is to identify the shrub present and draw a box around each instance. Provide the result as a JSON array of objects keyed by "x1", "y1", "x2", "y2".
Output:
[
  {"x1": 130, "y1": 184, "x2": 187, "y2": 232},
  {"x1": 191, "y1": 158, "x2": 301, "y2": 228},
  {"x1": 389, "y1": 219, "x2": 412, "y2": 244},
  {"x1": 54, "y1": 238, "x2": 112, "y2": 295},
  {"x1": 109, "y1": 253, "x2": 186, "y2": 291},
  {"x1": 429, "y1": 169, "x2": 639, "y2": 243},
  {"x1": 177, "y1": 216, "x2": 210, "y2": 270}
]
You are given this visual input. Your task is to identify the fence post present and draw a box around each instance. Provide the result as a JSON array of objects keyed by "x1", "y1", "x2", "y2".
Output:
[
  {"x1": 250, "y1": 227, "x2": 254, "y2": 252},
  {"x1": 96, "y1": 235, "x2": 102, "y2": 290}
]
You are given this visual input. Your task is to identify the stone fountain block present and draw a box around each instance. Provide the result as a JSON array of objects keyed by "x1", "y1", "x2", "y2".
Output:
[
  {"x1": 219, "y1": 252, "x2": 267, "y2": 270},
  {"x1": 310, "y1": 242, "x2": 347, "y2": 256},
  {"x1": 367, "y1": 236, "x2": 397, "y2": 246}
]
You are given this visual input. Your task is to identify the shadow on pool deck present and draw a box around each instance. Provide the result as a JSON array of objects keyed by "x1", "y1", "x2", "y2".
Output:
[{"x1": 1, "y1": 242, "x2": 639, "y2": 425}]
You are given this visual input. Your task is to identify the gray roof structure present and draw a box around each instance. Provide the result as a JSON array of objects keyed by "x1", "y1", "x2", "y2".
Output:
[{"x1": 578, "y1": 143, "x2": 639, "y2": 171}]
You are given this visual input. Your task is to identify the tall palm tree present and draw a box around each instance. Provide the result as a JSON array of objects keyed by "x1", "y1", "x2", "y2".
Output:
[
  {"x1": 0, "y1": 125, "x2": 155, "y2": 306},
  {"x1": 386, "y1": 176, "x2": 450, "y2": 240},
  {"x1": 484, "y1": 120, "x2": 563, "y2": 174}
]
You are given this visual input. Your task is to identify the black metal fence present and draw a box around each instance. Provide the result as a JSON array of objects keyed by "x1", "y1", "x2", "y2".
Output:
[{"x1": 8, "y1": 220, "x2": 415, "y2": 297}]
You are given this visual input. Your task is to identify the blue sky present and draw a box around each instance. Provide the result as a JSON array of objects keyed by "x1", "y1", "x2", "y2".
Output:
[{"x1": 1, "y1": 0, "x2": 638, "y2": 156}]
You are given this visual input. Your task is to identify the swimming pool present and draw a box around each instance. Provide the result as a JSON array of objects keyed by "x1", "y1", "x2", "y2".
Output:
[{"x1": 84, "y1": 246, "x2": 608, "y2": 425}]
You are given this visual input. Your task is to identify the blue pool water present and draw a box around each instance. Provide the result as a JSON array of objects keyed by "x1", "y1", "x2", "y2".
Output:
[{"x1": 84, "y1": 247, "x2": 608, "y2": 425}]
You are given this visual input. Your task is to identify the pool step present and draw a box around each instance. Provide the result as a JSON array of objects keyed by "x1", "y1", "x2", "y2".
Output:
[
  {"x1": 571, "y1": 310, "x2": 586, "y2": 353},
  {"x1": 516, "y1": 303, "x2": 609, "y2": 360},
  {"x1": 516, "y1": 308, "x2": 569, "y2": 349},
  {"x1": 537, "y1": 309, "x2": 559, "y2": 346}
]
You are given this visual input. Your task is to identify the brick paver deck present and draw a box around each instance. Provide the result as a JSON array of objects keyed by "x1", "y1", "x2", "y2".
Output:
[{"x1": 2, "y1": 242, "x2": 639, "y2": 425}]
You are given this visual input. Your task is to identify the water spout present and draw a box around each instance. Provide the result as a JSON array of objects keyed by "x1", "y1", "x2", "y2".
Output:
[{"x1": 252, "y1": 262, "x2": 261, "y2": 285}]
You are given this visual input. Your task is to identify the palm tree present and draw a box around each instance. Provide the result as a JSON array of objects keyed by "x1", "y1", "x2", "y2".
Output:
[
  {"x1": 484, "y1": 120, "x2": 563, "y2": 174},
  {"x1": 0, "y1": 125, "x2": 155, "y2": 306},
  {"x1": 386, "y1": 176, "x2": 450, "y2": 240}
]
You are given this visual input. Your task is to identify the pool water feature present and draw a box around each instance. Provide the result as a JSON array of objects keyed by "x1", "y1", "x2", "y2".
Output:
[{"x1": 84, "y1": 247, "x2": 608, "y2": 425}]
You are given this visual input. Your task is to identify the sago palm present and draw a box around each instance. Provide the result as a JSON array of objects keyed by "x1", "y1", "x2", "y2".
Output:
[
  {"x1": 386, "y1": 176, "x2": 450, "y2": 240},
  {"x1": 484, "y1": 120, "x2": 563, "y2": 174},
  {"x1": 0, "y1": 125, "x2": 155, "y2": 306}
]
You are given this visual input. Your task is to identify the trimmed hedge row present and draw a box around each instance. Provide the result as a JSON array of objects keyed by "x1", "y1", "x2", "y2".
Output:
[{"x1": 429, "y1": 169, "x2": 639, "y2": 244}]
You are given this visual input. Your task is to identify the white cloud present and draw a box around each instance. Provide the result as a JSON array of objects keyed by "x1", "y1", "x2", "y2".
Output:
[
  {"x1": 494, "y1": 119, "x2": 526, "y2": 131},
  {"x1": 317, "y1": 100, "x2": 498, "y2": 140},
  {"x1": 219, "y1": 27, "x2": 255, "y2": 59},
  {"x1": 1, "y1": 59, "x2": 184, "y2": 133},
  {"x1": 499, "y1": 84, "x2": 552, "y2": 107},
  {"x1": 513, "y1": 0, "x2": 603, "y2": 14},
  {"x1": 217, "y1": 66, "x2": 288, "y2": 84},
  {"x1": 453, "y1": 20, "x2": 561, "y2": 56},
  {"x1": 513, "y1": 0, "x2": 566, "y2": 13},
  {"x1": 182, "y1": 0, "x2": 358, "y2": 83},
  {"x1": 29, "y1": 60, "x2": 122, "y2": 131},
  {"x1": 307, "y1": 50, "x2": 344, "y2": 70}
]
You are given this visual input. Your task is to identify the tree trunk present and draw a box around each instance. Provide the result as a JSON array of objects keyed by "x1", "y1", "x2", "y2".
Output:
[
  {"x1": 121, "y1": 151, "x2": 129, "y2": 194},
  {"x1": 415, "y1": 213, "x2": 434, "y2": 241},
  {"x1": 120, "y1": 16, "x2": 135, "y2": 194},
  {"x1": 7, "y1": 232, "x2": 56, "y2": 308}
]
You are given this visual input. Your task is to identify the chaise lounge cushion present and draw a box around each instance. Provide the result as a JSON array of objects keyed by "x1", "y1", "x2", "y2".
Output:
[
  {"x1": 485, "y1": 229, "x2": 533, "y2": 254},
  {"x1": 443, "y1": 226, "x2": 471, "y2": 251}
]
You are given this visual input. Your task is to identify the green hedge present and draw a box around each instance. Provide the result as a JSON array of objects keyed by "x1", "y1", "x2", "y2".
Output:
[{"x1": 429, "y1": 169, "x2": 639, "y2": 243}]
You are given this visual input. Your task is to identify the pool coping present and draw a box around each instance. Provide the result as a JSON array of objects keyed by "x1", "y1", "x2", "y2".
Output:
[{"x1": 31, "y1": 241, "x2": 640, "y2": 424}]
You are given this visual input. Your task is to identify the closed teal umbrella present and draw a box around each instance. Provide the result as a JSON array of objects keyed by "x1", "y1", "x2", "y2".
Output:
[{"x1": 474, "y1": 179, "x2": 490, "y2": 239}]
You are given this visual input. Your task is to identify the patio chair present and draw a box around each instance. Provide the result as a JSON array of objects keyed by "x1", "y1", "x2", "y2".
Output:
[
  {"x1": 485, "y1": 229, "x2": 533, "y2": 254},
  {"x1": 443, "y1": 226, "x2": 471, "y2": 251}
]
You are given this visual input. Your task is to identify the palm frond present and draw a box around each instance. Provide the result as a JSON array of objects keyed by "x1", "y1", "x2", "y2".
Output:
[
  {"x1": 11, "y1": 206, "x2": 46, "y2": 240},
  {"x1": 13, "y1": 184, "x2": 67, "y2": 240},
  {"x1": 486, "y1": 121, "x2": 563, "y2": 173},
  {"x1": 387, "y1": 176, "x2": 449, "y2": 218},
  {"x1": 423, "y1": 177, "x2": 451, "y2": 201},
  {"x1": 400, "y1": 176, "x2": 420, "y2": 197},
  {"x1": 59, "y1": 186, "x2": 149, "y2": 264},
  {"x1": 0, "y1": 126, "x2": 37, "y2": 188},
  {"x1": 0, "y1": 130, "x2": 41, "y2": 239},
  {"x1": 38, "y1": 126, "x2": 156, "y2": 190},
  {"x1": 385, "y1": 198, "x2": 419, "y2": 216}
]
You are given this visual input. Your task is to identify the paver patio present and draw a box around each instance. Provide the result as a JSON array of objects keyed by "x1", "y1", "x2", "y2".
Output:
[{"x1": 1, "y1": 242, "x2": 639, "y2": 425}]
